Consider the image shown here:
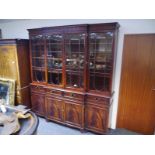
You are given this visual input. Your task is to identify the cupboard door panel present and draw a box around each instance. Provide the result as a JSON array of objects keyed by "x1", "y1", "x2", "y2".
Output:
[
  {"x1": 64, "y1": 102, "x2": 83, "y2": 128},
  {"x1": 46, "y1": 97, "x2": 64, "y2": 122},
  {"x1": 85, "y1": 105, "x2": 108, "y2": 133},
  {"x1": 31, "y1": 93, "x2": 45, "y2": 116}
]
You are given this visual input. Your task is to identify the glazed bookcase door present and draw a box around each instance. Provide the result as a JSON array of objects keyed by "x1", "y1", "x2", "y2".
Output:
[
  {"x1": 46, "y1": 34, "x2": 64, "y2": 86},
  {"x1": 88, "y1": 32, "x2": 114, "y2": 93},
  {"x1": 65, "y1": 33, "x2": 86, "y2": 90},
  {"x1": 31, "y1": 35, "x2": 46, "y2": 83}
]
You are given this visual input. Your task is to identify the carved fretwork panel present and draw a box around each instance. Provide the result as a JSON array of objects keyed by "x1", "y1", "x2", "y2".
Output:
[
  {"x1": 85, "y1": 105, "x2": 108, "y2": 133},
  {"x1": 64, "y1": 102, "x2": 83, "y2": 127},
  {"x1": 46, "y1": 97, "x2": 64, "y2": 122}
]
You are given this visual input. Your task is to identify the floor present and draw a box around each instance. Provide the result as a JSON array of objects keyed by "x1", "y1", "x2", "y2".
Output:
[{"x1": 37, "y1": 117, "x2": 141, "y2": 135}]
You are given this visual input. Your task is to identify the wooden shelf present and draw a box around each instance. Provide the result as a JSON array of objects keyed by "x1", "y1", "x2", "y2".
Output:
[
  {"x1": 32, "y1": 57, "x2": 45, "y2": 59},
  {"x1": 66, "y1": 70, "x2": 84, "y2": 75},
  {"x1": 47, "y1": 51, "x2": 62, "y2": 53},
  {"x1": 90, "y1": 72, "x2": 111, "y2": 77},
  {"x1": 90, "y1": 43, "x2": 112, "y2": 45},
  {"x1": 47, "y1": 43, "x2": 62, "y2": 45},
  {"x1": 48, "y1": 69, "x2": 62, "y2": 73},
  {"x1": 32, "y1": 67, "x2": 45, "y2": 71},
  {"x1": 47, "y1": 57, "x2": 62, "y2": 61}
]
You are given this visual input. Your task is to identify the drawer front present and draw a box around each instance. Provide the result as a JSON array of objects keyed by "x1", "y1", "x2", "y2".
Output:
[
  {"x1": 64, "y1": 92, "x2": 84, "y2": 102},
  {"x1": 46, "y1": 88, "x2": 63, "y2": 96},
  {"x1": 31, "y1": 85, "x2": 45, "y2": 93},
  {"x1": 86, "y1": 95, "x2": 109, "y2": 106}
]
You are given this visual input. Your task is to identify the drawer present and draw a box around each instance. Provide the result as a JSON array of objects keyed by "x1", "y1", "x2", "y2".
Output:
[
  {"x1": 46, "y1": 88, "x2": 63, "y2": 96},
  {"x1": 31, "y1": 85, "x2": 45, "y2": 93},
  {"x1": 64, "y1": 92, "x2": 84, "y2": 101},
  {"x1": 86, "y1": 95, "x2": 109, "y2": 106}
]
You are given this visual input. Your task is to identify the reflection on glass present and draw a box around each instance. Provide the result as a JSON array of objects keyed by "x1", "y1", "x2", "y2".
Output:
[
  {"x1": 90, "y1": 75, "x2": 109, "y2": 91},
  {"x1": 48, "y1": 72, "x2": 62, "y2": 85},
  {"x1": 32, "y1": 58, "x2": 45, "y2": 67},
  {"x1": 66, "y1": 72, "x2": 83, "y2": 88},
  {"x1": 89, "y1": 32, "x2": 113, "y2": 91},
  {"x1": 65, "y1": 34, "x2": 85, "y2": 88},
  {"x1": 31, "y1": 35, "x2": 46, "y2": 82},
  {"x1": 46, "y1": 34, "x2": 63, "y2": 85},
  {"x1": 33, "y1": 70, "x2": 45, "y2": 82}
]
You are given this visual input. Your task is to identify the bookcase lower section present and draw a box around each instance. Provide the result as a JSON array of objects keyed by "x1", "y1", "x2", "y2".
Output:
[{"x1": 30, "y1": 85, "x2": 110, "y2": 134}]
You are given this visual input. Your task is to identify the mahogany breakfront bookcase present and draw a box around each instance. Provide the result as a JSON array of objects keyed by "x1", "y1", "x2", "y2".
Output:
[{"x1": 28, "y1": 22, "x2": 119, "y2": 134}]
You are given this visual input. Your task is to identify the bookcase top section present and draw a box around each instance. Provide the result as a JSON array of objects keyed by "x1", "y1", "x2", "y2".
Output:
[{"x1": 28, "y1": 22, "x2": 120, "y2": 36}]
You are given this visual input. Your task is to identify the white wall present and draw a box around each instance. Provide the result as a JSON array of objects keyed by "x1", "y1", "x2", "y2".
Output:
[{"x1": 1, "y1": 19, "x2": 155, "y2": 129}]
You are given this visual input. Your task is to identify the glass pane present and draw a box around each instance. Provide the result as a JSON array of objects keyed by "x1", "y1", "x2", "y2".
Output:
[
  {"x1": 89, "y1": 32, "x2": 113, "y2": 91},
  {"x1": 65, "y1": 34, "x2": 85, "y2": 89},
  {"x1": 32, "y1": 58, "x2": 45, "y2": 67},
  {"x1": 32, "y1": 45, "x2": 44, "y2": 57},
  {"x1": 89, "y1": 74, "x2": 110, "y2": 91},
  {"x1": 31, "y1": 35, "x2": 46, "y2": 82},
  {"x1": 46, "y1": 34, "x2": 63, "y2": 85},
  {"x1": 33, "y1": 70, "x2": 45, "y2": 82},
  {"x1": 48, "y1": 72, "x2": 62, "y2": 85},
  {"x1": 66, "y1": 71, "x2": 83, "y2": 88},
  {"x1": 47, "y1": 59, "x2": 62, "y2": 69}
]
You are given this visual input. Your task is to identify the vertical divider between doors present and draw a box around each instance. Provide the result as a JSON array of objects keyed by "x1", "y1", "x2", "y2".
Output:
[{"x1": 44, "y1": 35, "x2": 48, "y2": 85}]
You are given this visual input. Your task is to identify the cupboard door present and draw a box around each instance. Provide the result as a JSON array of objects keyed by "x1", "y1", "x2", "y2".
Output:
[
  {"x1": 31, "y1": 93, "x2": 45, "y2": 116},
  {"x1": 46, "y1": 97, "x2": 64, "y2": 122},
  {"x1": 64, "y1": 101, "x2": 84, "y2": 128},
  {"x1": 85, "y1": 105, "x2": 108, "y2": 133}
]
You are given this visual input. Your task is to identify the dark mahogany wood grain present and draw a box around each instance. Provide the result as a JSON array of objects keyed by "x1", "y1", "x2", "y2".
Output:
[
  {"x1": 31, "y1": 92, "x2": 45, "y2": 116},
  {"x1": 64, "y1": 101, "x2": 84, "y2": 128},
  {"x1": 28, "y1": 23, "x2": 119, "y2": 134},
  {"x1": 46, "y1": 97, "x2": 64, "y2": 122},
  {"x1": 85, "y1": 105, "x2": 109, "y2": 134}
]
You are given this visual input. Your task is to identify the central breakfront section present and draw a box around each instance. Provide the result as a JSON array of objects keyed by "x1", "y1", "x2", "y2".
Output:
[{"x1": 28, "y1": 23, "x2": 119, "y2": 134}]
